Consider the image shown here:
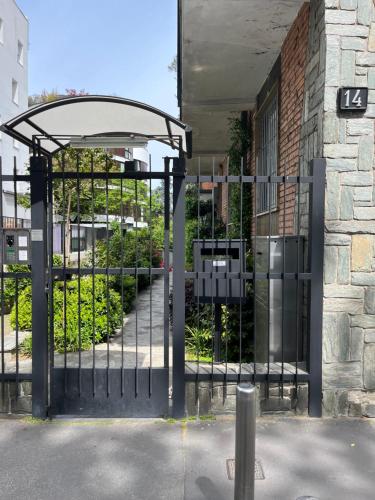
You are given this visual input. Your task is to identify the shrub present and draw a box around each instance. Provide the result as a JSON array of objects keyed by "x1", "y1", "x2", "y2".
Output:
[
  {"x1": 3, "y1": 264, "x2": 31, "y2": 312},
  {"x1": 96, "y1": 221, "x2": 164, "y2": 302},
  {"x1": 185, "y1": 325, "x2": 212, "y2": 359},
  {"x1": 14, "y1": 275, "x2": 123, "y2": 355},
  {"x1": 2, "y1": 255, "x2": 63, "y2": 312}
]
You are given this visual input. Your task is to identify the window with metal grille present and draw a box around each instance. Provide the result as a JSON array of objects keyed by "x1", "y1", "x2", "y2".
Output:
[{"x1": 256, "y1": 91, "x2": 278, "y2": 214}]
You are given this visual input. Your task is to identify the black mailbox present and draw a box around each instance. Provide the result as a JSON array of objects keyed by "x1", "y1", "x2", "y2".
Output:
[{"x1": 193, "y1": 239, "x2": 246, "y2": 304}]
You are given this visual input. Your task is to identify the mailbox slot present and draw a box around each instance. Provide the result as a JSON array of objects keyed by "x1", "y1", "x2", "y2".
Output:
[{"x1": 193, "y1": 239, "x2": 246, "y2": 304}]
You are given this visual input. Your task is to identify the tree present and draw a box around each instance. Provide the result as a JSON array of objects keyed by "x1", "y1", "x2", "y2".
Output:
[{"x1": 24, "y1": 89, "x2": 161, "y2": 265}]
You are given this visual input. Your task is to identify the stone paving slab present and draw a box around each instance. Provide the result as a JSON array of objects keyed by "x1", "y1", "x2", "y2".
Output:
[{"x1": 0, "y1": 416, "x2": 373, "y2": 500}]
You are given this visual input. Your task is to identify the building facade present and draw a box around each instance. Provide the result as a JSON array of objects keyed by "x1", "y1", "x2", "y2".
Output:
[
  {"x1": 0, "y1": 0, "x2": 29, "y2": 226},
  {"x1": 179, "y1": 0, "x2": 375, "y2": 417}
]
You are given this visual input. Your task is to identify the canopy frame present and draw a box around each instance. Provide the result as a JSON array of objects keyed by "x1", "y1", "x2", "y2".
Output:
[{"x1": 0, "y1": 95, "x2": 192, "y2": 157}]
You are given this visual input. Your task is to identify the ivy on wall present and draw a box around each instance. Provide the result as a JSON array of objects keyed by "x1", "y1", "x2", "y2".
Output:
[{"x1": 227, "y1": 115, "x2": 252, "y2": 245}]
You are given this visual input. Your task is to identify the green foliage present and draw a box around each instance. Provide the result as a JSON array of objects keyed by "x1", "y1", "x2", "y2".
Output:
[
  {"x1": 185, "y1": 325, "x2": 212, "y2": 359},
  {"x1": 96, "y1": 221, "x2": 164, "y2": 300},
  {"x1": 11, "y1": 281, "x2": 32, "y2": 331},
  {"x1": 227, "y1": 117, "x2": 252, "y2": 241},
  {"x1": 183, "y1": 116, "x2": 254, "y2": 363},
  {"x1": 184, "y1": 184, "x2": 226, "y2": 268},
  {"x1": 2, "y1": 264, "x2": 30, "y2": 312},
  {"x1": 15, "y1": 276, "x2": 123, "y2": 355},
  {"x1": 3, "y1": 255, "x2": 63, "y2": 312}
]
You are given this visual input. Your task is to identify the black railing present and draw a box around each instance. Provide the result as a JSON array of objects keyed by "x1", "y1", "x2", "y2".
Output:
[
  {"x1": 0, "y1": 154, "x2": 325, "y2": 417},
  {"x1": 180, "y1": 158, "x2": 325, "y2": 417}
]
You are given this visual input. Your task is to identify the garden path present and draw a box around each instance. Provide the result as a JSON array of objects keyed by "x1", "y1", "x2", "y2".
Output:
[{"x1": 53, "y1": 275, "x2": 170, "y2": 369}]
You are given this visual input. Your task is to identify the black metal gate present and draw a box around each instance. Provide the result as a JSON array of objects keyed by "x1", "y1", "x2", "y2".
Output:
[
  {"x1": 31, "y1": 153, "x2": 180, "y2": 418},
  {"x1": 0, "y1": 153, "x2": 325, "y2": 418}
]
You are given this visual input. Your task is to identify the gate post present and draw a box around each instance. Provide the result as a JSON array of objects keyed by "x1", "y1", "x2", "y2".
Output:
[
  {"x1": 30, "y1": 155, "x2": 48, "y2": 419},
  {"x1": 308, "y1": 158, "x2": 326, "y2": 417},
  {"x1": 172, "y1": 157, "x2": 186, "y2": 418}
]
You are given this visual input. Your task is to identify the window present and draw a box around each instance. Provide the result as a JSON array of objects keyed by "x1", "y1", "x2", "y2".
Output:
[
  {"x1": 71, "y1": 226, "x2": 87, "y2": 252},
  {"x1": 0, "y1": 18, "x2": 4, "y2": 44},
  {"x1": 12, "y1": 79, "x2": 19, "y2": 104},
  {"x1": 256, "y1": 91, "x2": 278, "y2": 214},
  {"x1": 17, "y1": 41, "x2": 24, "y2": 65}
]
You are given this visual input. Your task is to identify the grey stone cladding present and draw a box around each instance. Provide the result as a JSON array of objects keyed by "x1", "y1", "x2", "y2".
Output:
[{"x1": 320, "y1": 0, "x2": 375, "y2": 416}]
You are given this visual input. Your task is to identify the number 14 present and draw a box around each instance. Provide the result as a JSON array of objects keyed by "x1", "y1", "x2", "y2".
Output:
[{"x1": 344, "y1": 89, "x2": 362, "y2": 108}]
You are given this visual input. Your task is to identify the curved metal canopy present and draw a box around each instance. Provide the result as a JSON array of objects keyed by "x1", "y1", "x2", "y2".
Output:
[{"x1": 1, "y1": 95, "x2": 192, "y2": 156}]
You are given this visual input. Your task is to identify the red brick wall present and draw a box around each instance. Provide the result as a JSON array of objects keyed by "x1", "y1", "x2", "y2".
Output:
[
  {"x1": 248, "y1": 2, "x2": 310, "y2": 236},
  {"x1": 278, "y1": 2, "x2": 310, "y2": 234}
]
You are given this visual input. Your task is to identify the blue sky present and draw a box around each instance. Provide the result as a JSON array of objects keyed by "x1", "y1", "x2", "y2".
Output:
[{"x1": 17, "y1": 0, "x2": 178, "y2": 161}]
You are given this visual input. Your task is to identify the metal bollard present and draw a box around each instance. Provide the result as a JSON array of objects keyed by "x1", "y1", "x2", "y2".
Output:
[{"x1": 234, "y1": 383, "x2": 256, "y2": 500}]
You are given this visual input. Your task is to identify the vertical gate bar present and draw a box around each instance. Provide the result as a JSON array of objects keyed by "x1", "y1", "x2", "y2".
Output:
[
  {"x1": 13, "y1": 157, "x2": 17, "y2": 227},
  {"x1": 148, "y1": 155, "x2": 153, "y2": 395},
  {"x1": 295, "y1": 170, "x2": 301, "y2": 392},
  {"x1": 253, "y1": 174, "x2": 257, "y2": 384},
  {"x1": 76, "y1": 153, "x2": 82, "y2": 396},
  {"x1": 239, "y1": 157, "x2": 243, "y2": 382},
  {"x1": 266, "y1": 174, "x2": 271, "y2": 398},
  {"x1": 134, "y1": 177, "x2": 139, "y2": 397},
  {"x1": 47, "y1": 156, "x2": 54, "y2": 410},
  {"x1": 30, "y1": 155, "x2": 48, "y2": 419},
  {"x1": 196, "y1": 157, "x2": 201, "y2": 402},
  {"x1": 120, "y1": 164, "x2": 124, "y2": 396},
  {"x1": 308, "y1": 158, "x2": 325, "y2": 417},
  {"x1": 163, "y1": 157, "x2": 170, "y2": 373},
  {"x1": 15, "y1": 277, "x2": 19, "y2": 397},
  {"x1": 105, "y1": 159, "x2": 110, "y2": 396},
  {"x1": 91, "y1": 154, "x2": 96, "y2": 397},
  {"x1": 0, "y1": 157, "x2": 4, "y2": 403},
  {"x1": 62, "y1": 153, "x2": 67, "y2": 394},
  {"x1": 224, "y1": 158, "x2": 229, "y2": 395},
  {"x1": 13, "y1": 158, "x2": 19, "y2": 396},
  {"x1": 295, "y1": 158, "x2": 301, "y2": 395},
  {"x1": 172, "y1": 156, "x2": 185, "y2": 418},
  {"x1": 281, "y1": 175, "x2": 286, "y2": 398},
  {"x1": 210, "y1": 157, "x2": 215, "y2": 395}
]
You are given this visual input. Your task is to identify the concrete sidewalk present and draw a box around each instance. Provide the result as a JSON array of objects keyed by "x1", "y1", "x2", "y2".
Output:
[{"x1": 0, "y1": 416, "x2": 373, "y2": 500}]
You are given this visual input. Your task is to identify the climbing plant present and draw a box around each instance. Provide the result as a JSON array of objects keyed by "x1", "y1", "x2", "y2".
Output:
[
  {"x1": 225, "y1": 114, "x2": 254, "y2": 362},
  {"x1": 227, "y1": 115, "x2": 252, "y2": 242}
]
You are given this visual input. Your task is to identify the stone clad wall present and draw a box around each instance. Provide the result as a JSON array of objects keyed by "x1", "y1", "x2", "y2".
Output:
[{"x1": 322, "y1": 0, "x2": 375, "y2": 416}]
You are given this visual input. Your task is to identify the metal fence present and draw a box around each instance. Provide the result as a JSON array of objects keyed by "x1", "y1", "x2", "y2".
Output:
[
  {"x1": 181, "y1": 157, "x2": 325, "y2": 417},
  {"x1": 0, "y1": 157, "x2": 32, "y2": 412},
  {"x1": 0, "y1": 153, "x2": 325, "y2": 417}
]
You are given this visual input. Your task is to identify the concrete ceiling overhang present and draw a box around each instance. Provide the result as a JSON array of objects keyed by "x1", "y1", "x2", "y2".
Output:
[{"x1": 179, "y1": 0, "x2": 307, "y2": 167}]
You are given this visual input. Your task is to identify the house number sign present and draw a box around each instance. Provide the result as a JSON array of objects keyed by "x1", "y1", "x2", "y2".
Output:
[{"x1": 338, "y1": 87, "x2": 368, "y2": 111}]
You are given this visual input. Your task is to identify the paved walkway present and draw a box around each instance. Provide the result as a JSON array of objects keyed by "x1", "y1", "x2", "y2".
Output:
[
  {"x1": 53, "y1": 275, "x2": 169, "y2": 369},
  {"x1": 0, "y1": 416, "x2": 373, "y2": 500},
  {"x1": 2, "y1": 277, "x2": 169, "y2": 373}
]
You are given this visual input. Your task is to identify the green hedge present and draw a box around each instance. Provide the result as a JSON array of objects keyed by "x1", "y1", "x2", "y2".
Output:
[
  {"x1": 96, "y1": 221, "x2": 163, "y2": 300},
  {"x1": 3, "y1": 256, "x2": 63, "y2": 312},
  {"x1": 13, "y1": 275, "x2": 123, "y2": 354}
]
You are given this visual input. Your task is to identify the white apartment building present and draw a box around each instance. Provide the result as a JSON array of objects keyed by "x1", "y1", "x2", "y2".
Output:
[{"x1": 0, "y1": 0, "x2": 30, "y2": 227}]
